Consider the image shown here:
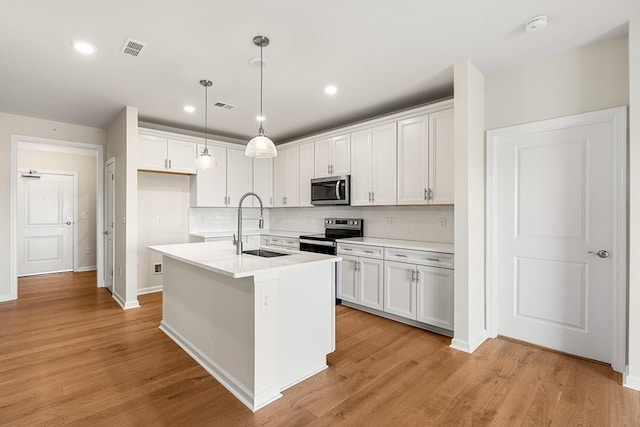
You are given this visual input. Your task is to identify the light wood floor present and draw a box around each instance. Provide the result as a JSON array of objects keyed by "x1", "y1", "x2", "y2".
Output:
[{"x1": 1, "y1": 272, "x2": 638, "y2": 426}]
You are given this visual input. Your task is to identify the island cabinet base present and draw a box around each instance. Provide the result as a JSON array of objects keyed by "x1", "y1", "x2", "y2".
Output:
[{"x1": 159, "y1": 256, "x2": 335, "y2": 412}]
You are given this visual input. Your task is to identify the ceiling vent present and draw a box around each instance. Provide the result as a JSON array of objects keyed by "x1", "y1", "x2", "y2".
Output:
[
  {"x1": 120, "y1": 38, "x2": 147, "y2": 58},
  {"x1": 214, "y1": 102, "x2": 236, "y2": 110}
]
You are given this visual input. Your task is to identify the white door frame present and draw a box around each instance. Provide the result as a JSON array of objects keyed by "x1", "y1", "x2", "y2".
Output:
[
  {"x1": 10, "y1": 134, "x2": 105, "y2": 299},
  {"x1": 17, "y1": 169, "x2": 79, "y2": 273},
  {"x1": 104, "y1": 157, "x2": 115, "y2": 291},
  {"x1": 486, "y1": 107, "x2": 627, "y2": 372}
]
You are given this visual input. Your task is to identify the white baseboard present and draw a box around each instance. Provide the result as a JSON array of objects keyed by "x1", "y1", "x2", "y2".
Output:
[
  {"x1": 138, "y1": 285, "x2": 163, "y2": 295},
  {"x1": 450, "y1": 331, "x2": 489, "y2": 353},
  {"x1": 75, "y1": 266, "x2": 97, "y2": 272},
  {"x1": 624, "y1": 369, "x2": 640, "y2": 391},
  {"x1": 112, "y1": 292, "x2": 140, "y2": 310},
  {"x1": 160, "y1": 320, "x2": 280, "y2": 412},
  {"x1": 0, "y1": 293, "x2": 16, "y2": 303}
]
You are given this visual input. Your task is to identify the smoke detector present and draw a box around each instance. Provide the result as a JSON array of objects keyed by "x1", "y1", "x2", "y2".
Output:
[
  {"x1": 120, "y1": 37, "x2": 147, "y2": 58},
  {"x1": 525, "y1": 16, "x2": 548, "y2": 32}
]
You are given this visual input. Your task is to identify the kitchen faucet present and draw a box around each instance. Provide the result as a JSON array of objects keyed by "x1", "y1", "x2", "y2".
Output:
[{"x1": 234, "y1": 192, "x2": 265, "y2": 255}]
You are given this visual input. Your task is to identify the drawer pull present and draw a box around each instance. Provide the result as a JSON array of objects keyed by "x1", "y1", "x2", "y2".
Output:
[
  {"x1": 364, "y1": 250, "x2": 374, "y2": 254},
  {"x1": 424, "y1": 258, "x2": 440, "y2": 262},
  {"x1": 343, "y1": 248, "x2": 353, "y2": 251},
  {"x1": 395, "y1": 254, "x2": 408, "y2": 257}
]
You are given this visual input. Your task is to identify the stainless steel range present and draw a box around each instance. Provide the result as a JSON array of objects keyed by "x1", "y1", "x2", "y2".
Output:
[{"x1": 299, "y1": 218, "x2": 364, "y2": 255}]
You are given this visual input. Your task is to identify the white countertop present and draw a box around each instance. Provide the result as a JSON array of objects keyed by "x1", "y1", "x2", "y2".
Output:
[
  {"x1": 337, "y1": 237, "x2": 454, "y2": 254},
  {"x1": 149, "y1": 241, "x2": 340, "y2": 279}
]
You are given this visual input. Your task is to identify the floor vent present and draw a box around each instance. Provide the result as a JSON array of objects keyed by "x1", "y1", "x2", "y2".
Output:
[
  {"x1": 214, "y1": 102, "x2": 236, "y2": 110},
  {"x1": 120, "y1": 38, "x2": 147, "y2": 58}
]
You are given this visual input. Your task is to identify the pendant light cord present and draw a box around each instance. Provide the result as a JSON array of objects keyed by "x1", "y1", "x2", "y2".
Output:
[
  {"x1": 259, "y1": 38, "x2": 264, "y2": 134},
  {"x1": 204, "y1": 83, "x2": 208, "y2": 149}
]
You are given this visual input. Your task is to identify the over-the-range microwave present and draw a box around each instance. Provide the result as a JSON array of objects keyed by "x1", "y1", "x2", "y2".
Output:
[{"x1": 310, "y1": 175, "x2": 350, "y2": 206}]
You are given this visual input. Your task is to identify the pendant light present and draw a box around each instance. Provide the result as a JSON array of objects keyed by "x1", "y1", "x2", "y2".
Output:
[
  {"x1": 196, "y1": 79, "x2": 217, "y2": 170},
  {"x1": 246, "y1": 35, "x2": 277, "y2": 158}
]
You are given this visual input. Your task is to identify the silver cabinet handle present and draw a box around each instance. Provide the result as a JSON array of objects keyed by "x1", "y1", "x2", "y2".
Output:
[
  {"x1": 164, "y1": 158, "x2": 168, "y2": 169},
  {"x1": 395, "y1": 254, "x2": 408, "y2": 257},
  {"x1": 364, "y1": 250, "x2": 374, "y2": 254},
  {"x1": 424, "y1": 258, "x2": 440, "y2": 262},
  {"x1": 328, "y1": 164, "x2": 330, "y2": 174},
  {"x1": 371, "y1": 191, "x2": 374, "y2": 202},
  {"x1": 588, "y1": 250, "x2": 609, "y2": 259},
  {"x1": 427, "y1": 188, "x2": 433, "y2": 201},
  {"x1": 415, "y1": 270, "x2": 420, "y2": 283},
  {"x1": 411, "y1": 269, "x2": 415, "y2": 282},
  {"x1": 168, "y1": 159, "x2": 172, "y2": 169},
  {"x1": 368, "y1": 191, "x2": 371, "y2": 202},
  {"x1": 343, "y1": 247, "x2": 353, "y2": 251},
  {"x1": 424, "y1": 188, "x2": 427, "y2": 200}
]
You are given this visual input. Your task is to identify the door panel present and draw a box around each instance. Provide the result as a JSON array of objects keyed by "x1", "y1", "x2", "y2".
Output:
[
  {"x1": 383, "y1": 260, "x2": 416, "y2": 319},
  {"x1": 226, "y1": 148, "x2": 253, "y2": 206},
  {"x1": 17, "y1": 172, "x2": 74, "y2": 276},
  {"x1": 350, "y1": 129, "x2": 373, "y2": 206},
  {"x1": 416, "y1": 265, "x2": 454, "y2": 330},
  {"x1": 338, "y1": 255, "x2": 358, "y2": 303},
  {"x1": 372, "y1": 123, "x2": 397, "y2": 205},
  {"x1": 105, "y1": 161, "x2": 115, "y2": 291},
  {"x1": 359, "y1": 257, "x2": 384, "y2": 310},
  {"x1": 495, "y1": 120, "x2": 615, "y2": 363}
]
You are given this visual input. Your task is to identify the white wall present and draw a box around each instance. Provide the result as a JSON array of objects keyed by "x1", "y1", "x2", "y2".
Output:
[
  {"x1": 105, "y1": 106, "x2": 139, "y2": 309},
  {"x1": 0, "y1": 113, "x2": 105, "y2": 301},
  {"x1": 137, "y1": 171, "x2": 191, "y2": 293},
  {"x1": 268, "y1": 205, "x2": 454, "y2": 243},
  {"x1": 486, "y1": 35, "x2": 629, "y2": 130},
  {"x1": 18, "y1": 147, "x2": 97, "y2": 270}
]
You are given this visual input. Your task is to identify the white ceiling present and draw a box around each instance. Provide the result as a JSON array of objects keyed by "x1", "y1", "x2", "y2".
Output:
[{"x1": 1, "y1": 1, "x2": 638, "y2": 142}]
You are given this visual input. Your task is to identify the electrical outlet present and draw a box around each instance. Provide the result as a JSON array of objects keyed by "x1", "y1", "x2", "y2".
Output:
[
  {"x1": 85, "y1": 247, "x2": 92, "y2": 254},
  {"x1": 262, "y1": 294, "x2": 270, "y2": 310},
  {"x1": 386, "y1": 217, "x2": 394, "y2": 227},
  {"x1": 439, "y1": 218, "x2": 447, "y2": 229},
  {"x1": 80, "y1": 211, "x2": 87, "y2": 219},
  {"x1": 153, "y1": 263, "x2": 162, "y2": 274}
]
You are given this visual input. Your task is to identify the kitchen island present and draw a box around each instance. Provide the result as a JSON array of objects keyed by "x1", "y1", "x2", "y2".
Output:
[{"x1": 148, "y1": 241, "x2": 340, "y2": 411}]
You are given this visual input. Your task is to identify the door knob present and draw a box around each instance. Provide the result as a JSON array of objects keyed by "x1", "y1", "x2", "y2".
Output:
[
  {"x1": 588, "y1": 249, "x2": 609, "y2": 259},
  {"x1": 104, "y1": 230, "x2": 109, "y2": 235},
  {"x1": 65, "y1": 221, "x2": 72, "y2": 225}
]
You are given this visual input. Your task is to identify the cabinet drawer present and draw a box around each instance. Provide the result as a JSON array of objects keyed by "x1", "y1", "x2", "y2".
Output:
[
  {"x1": 268, "y1": 236, "x2": 283, "y2": 246},
  {"x1": 337, "y1": 243, "x2": 383, "y2": 259},
  {"x1": 384, "y1": 247, "x2": 454, "y2": 269},
  {"x1": 282, "y1": 237, "x2": 299, "y2": 248}
]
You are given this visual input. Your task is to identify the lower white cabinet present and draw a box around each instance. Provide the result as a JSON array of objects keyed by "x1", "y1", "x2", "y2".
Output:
[
  {"x1": 383, "y1": 260, "x2": 417, "y2": 319},
  {"x1": 337, "y1": 243, "x2": 384, "y2": 311}
]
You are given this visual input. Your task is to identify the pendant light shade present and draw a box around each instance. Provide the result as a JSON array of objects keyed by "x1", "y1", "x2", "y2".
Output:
[
  {"x1": 246, "y1": 35, "x2": 277, "y2": 158},
  {"x1": 196, "y1": 79, "x2": 217, "y2": 170}
]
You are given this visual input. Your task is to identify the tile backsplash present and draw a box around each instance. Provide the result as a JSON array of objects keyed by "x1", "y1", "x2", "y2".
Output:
[{"x1": 190, "y1": 207, "x2": 271, "y2": 234}]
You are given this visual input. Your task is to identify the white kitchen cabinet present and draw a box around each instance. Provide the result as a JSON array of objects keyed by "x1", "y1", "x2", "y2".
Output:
[
  {"x1": 397, "y1": 109, "x2": 454, "y2": 205},
  {"x1": 226, "y1": 147, "x2": 253, "y2": 206},
  {"x1": 351, "y1": 123, "x2": 397, "y2": 206},
  {"x1": 138, "y1": 134, "x2": 197, "y2": 174},
  {"x1": 384, "y1": 260, "x2": 417, "y2": 319},
  {"x1": 416, "y1": 265, "x2": 454, "y2": 330},
  {"x1": 190, "y1": 144, "x2": 227, "y2": 207},
  {"x1": 428, "y1": 109, "x2": 454, "y2": 204},
  {"x1": 273, "y1": 145, "x2": 299, "y2": 207},
  {"x1": 298, "y1": 142, "x2": 314, "y2": 206},
  {"x1": 253, "y1": 158, "x2": 273, "y2": 207},
  {"x1": 337, "y1": 243, "x2": 384, "y2": 311},
  {"x1": 314, "y1": 133, "x2": 350, "y2": 178}
]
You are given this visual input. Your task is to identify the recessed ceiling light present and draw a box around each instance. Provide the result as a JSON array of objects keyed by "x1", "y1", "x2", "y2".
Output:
[
  {"x1": 256, "y1": 115, "x2": 266, "y2": 122},
  {"x1": 525, "y1": 16, "x2": 548, "y2": 32},
  {"x1": 72, "y1": 40, "x2": 96, "y2": 55},
  {"x1": 183, "y1": 105, "x2": 196, "y2": 113},
  {"x1": 324, "y1": 85, "x2": 338, "y2": 95}
]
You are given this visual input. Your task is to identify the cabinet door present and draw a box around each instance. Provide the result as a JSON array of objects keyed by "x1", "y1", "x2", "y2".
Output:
[
  {"x1": 383, "y1": 260, "x2": 416, "y2": 319},
  {"x1": 167, "y1": 139, "x2": 197, "y2": 174},
  {"x1": 338, "y1": 255, "x2": 358, "y2": 303},
  {"x1": 358, "y1": 257, "x2": 384, "y2": 311},
  {"x1": 416, "y1": 265, "x2": 454, "y2": 330},
  {"x1": 273, "y1": 148, "x2": 287, "y2": 207},
  {"x1": 350, "y1": 129, "x2": 373, "y2": 206},
  {"x1": 227, "y1": 148, "x2": 253, "y2": 206},
  {"x1": 397, "y1": 115, "x2": 429, "y2": 205},
  {"x1": 371, "y1": 123, "x2": 397, "y2": 205},
  {"x1": 285, "y1": 145, "x2": 300, "y2": 206},
  {"x1": 428, "y1": 109, "x2": 454, "y2": 205},
  {"x1": 138, "y1": 133, "x2": 168, "y2": 171},
  {"x1": 331, "y1": 134, "x2": 351, "y2": 176},
  {"x1": 191, "y1": 144, "x2": 227, "y2": 207},
  {"x1": 253, "y1": 158, "x2": 273, "y2": 207},
  {"x1": 314, "y1": 137, "x2": 332, "y2": 178},
  {"x1": 299, "y1": 142, "x2": 314, "y2": 206}
]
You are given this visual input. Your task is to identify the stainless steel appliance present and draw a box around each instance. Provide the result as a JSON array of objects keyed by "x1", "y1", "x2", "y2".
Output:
[
  {"x1": 310, "y1": 175, "x2": 350, "y2": 206},
  {"x1": 299, "y1": 218, "x2": 364, "y2": 255}
]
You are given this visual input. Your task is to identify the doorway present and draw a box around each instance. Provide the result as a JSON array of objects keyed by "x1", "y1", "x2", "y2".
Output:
[{"x1": 486, "y1": 107, "x2": 627, "y2": 372}]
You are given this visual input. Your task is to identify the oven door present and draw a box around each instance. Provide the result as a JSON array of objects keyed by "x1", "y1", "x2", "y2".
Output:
[
  {"x1": 311, "y1": 176, "x2": 350, "y2": 205},
  {"x1": 299, "y1": 238, "x2": 337, "y2": 255}
]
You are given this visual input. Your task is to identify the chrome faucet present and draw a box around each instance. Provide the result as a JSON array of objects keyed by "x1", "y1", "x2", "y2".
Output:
[{"x1": 234, "y1": 192, "x2": 265, "y2": 255}]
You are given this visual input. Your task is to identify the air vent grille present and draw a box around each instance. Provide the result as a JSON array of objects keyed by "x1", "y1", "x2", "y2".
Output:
[
  {"x1": 214, "y1": 102, "x2": 236, "y2": 110},
  {"x1": 120, "y1": 38, "x2": 147, "y2": 58}
]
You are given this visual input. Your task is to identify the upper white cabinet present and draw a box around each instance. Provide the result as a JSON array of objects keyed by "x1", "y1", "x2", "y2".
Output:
[
  {"x1": 190, "y1": 144, "x2": 227, "y2": 207},
  {"x1": 397, "y1": 108, "x2": 453, "y2": 205},
  {"x1": 253, "y1": 158, "x2": 273, "y2": 207},
  {"x1": 138, "y1": 133, "x2": 197, "y2": 174},
  {"x1": 351, "y1": 123, "x2": 397, "y2": 206},
  {"x1": 273, "y1": 145, "x2": 299, "y2": 207},
  {"x1": 314, "y1": 133, "x2": 350, "y2": 178},
  {"x1": 299, "y1": 142, "x2": 314, "y2": 206},
  {"x1": 226, "y1": 148, "x2": 253, "y2": 206}
]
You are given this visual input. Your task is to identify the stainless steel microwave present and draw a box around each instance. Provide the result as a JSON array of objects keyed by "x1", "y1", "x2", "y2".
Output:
[{"x1": 311, "y1": 175, "x2": 350, "y2": 205}]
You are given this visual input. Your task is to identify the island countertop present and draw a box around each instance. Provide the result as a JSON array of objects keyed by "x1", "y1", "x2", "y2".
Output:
[{"x1": 149, "y1": 241, "x2": 341, "y2": 279}]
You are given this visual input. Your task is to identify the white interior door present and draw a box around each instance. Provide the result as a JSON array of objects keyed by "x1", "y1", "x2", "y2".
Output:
[
  {"x1": 489, "y1": 109, "x2": 626, "y2": 365},
  {"x1": 104, "y1": 160, "x2": 115, "y2": 292},
  {"x1": 17, "y1": 171, "x2": 74, "y2": 276}
]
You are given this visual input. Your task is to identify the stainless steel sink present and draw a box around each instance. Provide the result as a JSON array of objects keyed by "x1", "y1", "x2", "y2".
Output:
[{"x1": 242, "y1": 249, "x2": 291, "y2": 258}]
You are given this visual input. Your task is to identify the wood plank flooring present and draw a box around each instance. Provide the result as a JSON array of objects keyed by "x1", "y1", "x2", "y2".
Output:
[{"x1": 1, "y1": 271, "x2": 638, "y2": 426}]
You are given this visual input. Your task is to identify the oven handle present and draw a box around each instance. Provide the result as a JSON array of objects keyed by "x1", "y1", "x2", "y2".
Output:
[{"x1": 299, "y1": 239, "x2": 336, "y2": 247}]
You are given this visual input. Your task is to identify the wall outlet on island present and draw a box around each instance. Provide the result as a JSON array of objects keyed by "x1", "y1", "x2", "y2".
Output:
[
  {"x1": 385, "y1": 217, "x2": 394, "y2": 227},
  {"x1": 439, "y1": 218, "x2": 447, "y2": 229}
]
